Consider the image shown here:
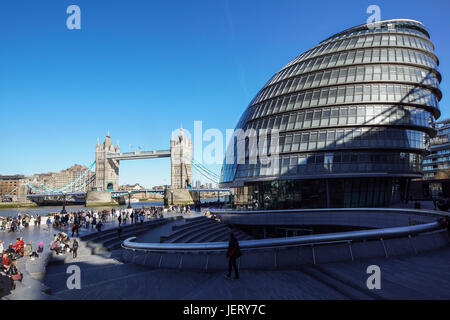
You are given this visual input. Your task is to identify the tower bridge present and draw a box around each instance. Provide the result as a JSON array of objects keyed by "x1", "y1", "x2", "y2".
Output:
[
  {"x1": 26, "y1": 127, "x2": 229, "y2": 206},
  {"x1": 94, "y1": 128, "x2": 192, "y2": 192}
]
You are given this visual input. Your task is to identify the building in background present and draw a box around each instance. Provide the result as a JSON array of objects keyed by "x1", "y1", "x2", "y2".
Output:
[
  {"x1": 423, "y1": 118, "x2": 450, "y2": 179},
  {"x1": 0, "y1": 175, "x2": 25, "y2": 201},
  {"x1": 221, "y1": 19, "x2": 441, "y2": 209},
  {"x1": 119, "y1": 183, "x2": 146, "y2": 191},
  {"x1": 32, "y1": 164, "x2": 95, "y2": 193}
]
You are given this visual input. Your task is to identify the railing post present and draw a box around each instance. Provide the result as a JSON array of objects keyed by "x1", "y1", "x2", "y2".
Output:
[
  {"x1": 380, "y1": 238, "x2": 389, "y2": 258},
  {"x1": 311, "y1": 245, "x2": 316, "y2": 265},
  {"x1": 347, "y1": 241, "x2": 354, "y2": 262}
]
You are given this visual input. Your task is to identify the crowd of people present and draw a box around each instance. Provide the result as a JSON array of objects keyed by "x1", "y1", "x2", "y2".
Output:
[
  {"x1": 50, "y1": 232, "x2": 78, "y2": 258},
  {"x1": 0, "y1": 203, "x2": 210, "y2": 295},
  {"x1": 0, "y1": 236, "x2": 44, "y2": 290},
  {"x1": 0, "y1": 214, "x2": 33, "y2": 232}
]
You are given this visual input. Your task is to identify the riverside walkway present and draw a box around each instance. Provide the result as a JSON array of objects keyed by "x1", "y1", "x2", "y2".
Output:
[{"x1": 1, "y1": 208, "x2": 449, "y2": 300}]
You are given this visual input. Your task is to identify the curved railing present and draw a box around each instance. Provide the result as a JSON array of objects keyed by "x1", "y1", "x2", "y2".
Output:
[
  {"x1": 122, "y1": 221, "x2": 443, "y2": 252},
  {"x1": 210, "y1": 207, "x2": 447, "y2": 218}
]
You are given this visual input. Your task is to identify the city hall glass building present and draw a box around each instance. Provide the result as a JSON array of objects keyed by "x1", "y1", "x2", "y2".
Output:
[{"x1": 220, "y1": 19, "x2": 442, "y2": 209}]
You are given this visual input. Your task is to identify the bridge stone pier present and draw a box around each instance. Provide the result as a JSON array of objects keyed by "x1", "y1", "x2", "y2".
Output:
[
  {"x1": 88, "y1": 127, "x2": 195, "y2": 205},
  {"x1": 94, "y1": 132, "x2": 120, "y2": 192}
]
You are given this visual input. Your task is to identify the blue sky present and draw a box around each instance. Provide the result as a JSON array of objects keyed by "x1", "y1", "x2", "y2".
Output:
[{"x1": 0, "y1": 0, "x2": 449, "y2": 188}]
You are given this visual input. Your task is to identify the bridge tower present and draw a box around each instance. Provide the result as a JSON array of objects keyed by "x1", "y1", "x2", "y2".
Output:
[
  {"x1": 171, "y1": 126, "x2": 192, "y2": 189},
  {"x1": 95, "y1": 133, "x2": 120, "y2": 191}
]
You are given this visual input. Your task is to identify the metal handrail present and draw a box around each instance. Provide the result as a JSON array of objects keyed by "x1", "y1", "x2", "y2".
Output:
[
  {"x1": 122, "y1": 221, "x2": 442, "y2": 252},
  {"x1": 209, "y1": 208, "x2": 449, "y2": 217}
]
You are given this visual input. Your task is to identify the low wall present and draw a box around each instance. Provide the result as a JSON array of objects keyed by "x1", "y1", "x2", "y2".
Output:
[
  {"x1": 86, "y1": 191, "x2": 115, "y2": 206},
  {"x1": 165, "y1": 189, "x2": 194, "y2": 205},
  {"x1": 122, "y1": 229, "x2": 449, "y2": 271}
]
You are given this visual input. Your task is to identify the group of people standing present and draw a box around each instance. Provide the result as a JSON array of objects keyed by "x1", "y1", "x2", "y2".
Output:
[{"x1": 0, "y1": 214, "x2": 32, "y2": 233}]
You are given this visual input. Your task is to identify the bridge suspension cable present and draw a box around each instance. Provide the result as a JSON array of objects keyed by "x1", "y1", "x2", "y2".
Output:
[
  {"x1": 179, "y1": 155, "x2": 220, "y2": 184},
  {"x1": 27, "y1": 161, "x2": 96, "y2": 194},
  {"x1": 191, "y1": 162, "x2": 219, "y2": 184},
  {"x1": 191, "y1": 159, "x2": 220, "y2": 179}
]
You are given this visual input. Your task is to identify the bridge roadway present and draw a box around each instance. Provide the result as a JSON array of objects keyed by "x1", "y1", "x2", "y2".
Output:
[
  {"x1": 111, "y1": 188, "x2": 230, "y2": 198},
  {"x1": 26, "y1": 188, "x2": 230, "y2": 199},
  {"x1": 106, "y1": 150, "x2": 171, "y2": 161},
  {"x1": 26, "y1": 192, "x2": 87, "y2": 198}
]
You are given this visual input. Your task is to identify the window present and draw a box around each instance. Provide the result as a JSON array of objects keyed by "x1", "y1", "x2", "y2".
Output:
[
  {"x1": 286, "y1": 95, "x2": 296, "y2": 111},
  {"x1": 336, "y1": 87, "x2": 346, "y2": 103},
  {"x1": 322, "y1": 108, "x2": 331, "y2": 126},
  {"x1": 295, "y1": 112, "x2": 305, "y2": 129},
  {"x1": 330, "y1": 108, "x2": 339, "y2": 125},
  {"x1": 319, "y1": 89, "x2": 329, "y2": 105},
  {"x1": 287, "y1": 114, "x2": 296, "y2": 130},
  {"x1": 292, "y1": 134, "x2": 301, "y2": 152}
]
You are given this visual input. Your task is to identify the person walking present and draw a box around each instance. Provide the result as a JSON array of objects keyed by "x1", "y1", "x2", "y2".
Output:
[
  {"x1": 225, "y1": 233, "x2": 241, "y2": 280},
  {"x1": 72, "y1": 239, "x2": 78, "y2": 259}
]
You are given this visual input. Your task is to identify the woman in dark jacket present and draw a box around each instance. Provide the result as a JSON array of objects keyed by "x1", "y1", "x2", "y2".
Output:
[{"x1": 226, "y1": 233, "x2": 241, "y2": 280}]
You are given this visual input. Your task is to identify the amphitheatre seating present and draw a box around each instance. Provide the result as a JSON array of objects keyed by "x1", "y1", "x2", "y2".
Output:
[{"x1": 160, "y1": 216, "x2": 253, "y2": 243}]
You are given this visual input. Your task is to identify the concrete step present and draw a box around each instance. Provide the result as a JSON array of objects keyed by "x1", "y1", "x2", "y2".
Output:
[
  {"x1": 89, "y1": 228, "x2": 155, "y2": 254},
  {"x1": 168, "y1": 221, "x2": 224, "y2": 243},
  {"x1": 46, "y1": 254, "x2": 124, "y2": 276},
  {"x1": 184, "y1": 224, "x2": 230, "y2": 243},
  {"x1": 161, "y1": 219, "x2": 215, "y2": 242},
  {"x1": 85, "y1": 220, "x2": 166, "y2": 244},
  {"x1": 45, "y1": 262, "x2": 149, "y2": 294},
  {"x1": 172, "y1": 217, "x2": 210, "y2": 231},
  {"x1": 210, "y1": 229, "x2": 251, "y2": 242},
  {"x1": 80, "y1": 218, "x2": 166, "y2": 242},
  {"x1": 299, "y1": 265, "x2": 379, "y2": 300},
  {"x1": 207, "y1": 228, "x2": 232, "y2": 242}
]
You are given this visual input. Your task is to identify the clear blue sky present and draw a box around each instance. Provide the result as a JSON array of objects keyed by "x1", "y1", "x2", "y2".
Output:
[{"x1": 0, "y1": 0, "x2": 449, "y2": 188}]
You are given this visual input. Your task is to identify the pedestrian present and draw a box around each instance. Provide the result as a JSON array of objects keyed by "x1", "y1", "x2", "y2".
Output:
[
  {"x1": 225, "y1": 233, "x2": 241, "y2": 280},
  {"x1": 72, "y1": 239, "x2": 78, "y2": 259},
  {"x1": 46, "y1": 217, "x2": 51, "y2": 230},
  {"x1": 96, "y1": 221, "x2": 103, "y2": 233},
  {"x1": 71, "y1": 223, "x2": 77, "y2": 237}
]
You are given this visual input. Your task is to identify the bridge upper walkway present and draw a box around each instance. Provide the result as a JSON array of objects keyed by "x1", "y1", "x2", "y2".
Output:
[{"x1": 106, "y1": 150, "x2": 171, "y2": 161}]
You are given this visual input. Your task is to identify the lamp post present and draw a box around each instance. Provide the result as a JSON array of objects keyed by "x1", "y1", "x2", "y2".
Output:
[
  {"x1": 61, "y1": 191, "x2": 67, "y2": 214},
  {"x1": 127, "y1": 191, "x2": 132, "y2": 209},
  {"x1": 171, "y1": 190, "x2": 174, "y2": 205}
]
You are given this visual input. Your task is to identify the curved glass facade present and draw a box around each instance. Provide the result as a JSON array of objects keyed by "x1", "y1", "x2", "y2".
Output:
[{"x1": 221, "y1": 19, "x2": 441, "y2": 209}]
